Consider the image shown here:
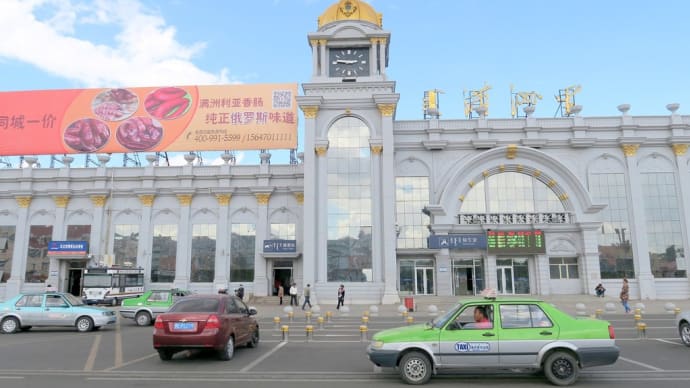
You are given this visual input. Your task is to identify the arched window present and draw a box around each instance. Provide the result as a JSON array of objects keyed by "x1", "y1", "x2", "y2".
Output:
[
  {"x1": 460, "y1": 172, "x2": 565, "y2": 213},
  {"x1": 326, "y1": 117, "x2": 372, "y2": 282}
]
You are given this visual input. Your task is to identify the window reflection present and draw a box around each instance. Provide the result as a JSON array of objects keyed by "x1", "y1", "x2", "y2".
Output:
[
  {"x1": 190, "y1": 224, "x2": 216, "y2": 283},
  {"x1": 231, "y1": 224, "x2": 255, "y2": 282},
  {"x1": 25, "y1": 225, "x2": 52, "y2": 283},
  {"x1": 151, "y1": 224, "x2": 177, "y2": 282},
  {"x1": 0, "y1": 226, "x2": 16, "y2": 283},
  {"x1": 327, "y1": 117, "x2": 372, "y2": 282},
  {"x1": 460, "y1": 172, "x2": 564, "y2": 213},
  {"x1": 396, "y1": 177, "x2": 430, "y2": 248},
  {"x1": 114, "y1": 224, "x2": 138, "y2": 266}
]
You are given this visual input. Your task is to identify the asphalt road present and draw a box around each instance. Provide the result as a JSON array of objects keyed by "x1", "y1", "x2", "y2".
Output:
[{"x1": 0, "y1": 311, "x2": 689, "y2": 388}]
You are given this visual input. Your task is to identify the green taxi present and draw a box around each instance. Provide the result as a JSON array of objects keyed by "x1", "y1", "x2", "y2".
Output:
[
  {"x1": 367, "y1": 296, "x2": 619, "y2": 386},
  {"x1": 119, "y1": 289, "x2": 191, "y2": 326}
]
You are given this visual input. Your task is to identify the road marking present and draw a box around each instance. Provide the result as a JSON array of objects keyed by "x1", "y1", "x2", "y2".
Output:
[
  {"x1": 0, "y1": 377, "x2": 24, "y2": 380},
  {"x1": 240, "y1": 340, "x2": 287, "y2": 372},
  {"x1": 618, "y1": 356, "x2": 664, "y2": 371},
  {"x1": 83, "y1": 335, "x2": 102, "y2": 371},
  {"x1": 114, "y1": 319, "x2": 123, "y2": 368},
  {"x1": 655, "y1": 338, "x2": 683, "y2": 346},
  {"x1": 102, "y1": 353, "x2": 158, "y2": 372}
]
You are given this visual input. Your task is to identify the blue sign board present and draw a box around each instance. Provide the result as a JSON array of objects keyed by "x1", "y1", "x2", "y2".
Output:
[
  {"x1": 48, "y1": 240, "x2": 88, "y2": 255},
  {"x1": 263, "y1": 239, "x2": 297, "y2": 253},
  {"x1": 428, "y1": 234, "x2": 486, "y2": 249}
]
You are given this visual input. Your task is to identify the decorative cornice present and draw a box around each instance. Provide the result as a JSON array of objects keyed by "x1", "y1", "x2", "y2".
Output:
[
  {"x1": 90, "y1": 195, "x2": 107, "y2": 208},
  {"x1": 255, "y1": 193, "x2": 271, "y2": 205},
  {"x1": 370, "y1": 145, "x2": 383, "y2": 155},
  {"x1": 53, "y1": 196, "x2": 70, "y2": 208},
  {"x1": 559, "y1": 193, "x2": 569, "y2": 201},
  {"x1": 215, "y1": 194, "x2": 232, "y2": 206},
  {"x1": 672, "y1": 143, "x2": 688, "y2": 156},
  {"x1": 315, "y1": 145, "x2": 328, "y2": 156},
  {"x1": 309, "y1": 39, "x2": 319, "y2": 47},
  {"x1": 138, "y1": 194, "x2": 155, "y2": 207},
  {"x1": 621, "y1": 144, "x2": 639, "y2": 157},
  {"x1": 301, "y1": 106, "x2": 319, "y2": 119},
  {"x1": 318, "y1": 39, "x2": 327, "y2": 45},
  {"x1": 176, "y1": 194, "x2": 193, "y2": 206},
  {"x1": 15, "y1": 196, "x2": 32, "y2": 208},
  {"x1": 468, "y1": 180, "x2": 475, "y2": 188},
  {"x1": 377, "y1": 103, "x2": 396, "y2": 116},
  {"x1": 482, "y1": 170, "x2": 489, "y2": 177},
  {"x1": 294, "y1": 192, "x2": 304, "y2": 205},
  {"x1": 533, "y1": 170, "x2": 542, "y2": 177},
  {"x1": 506, "y1": 144, "x2": 518, "y2": 159},
  {"x1": 458, "y1": 195, "x2": 465, "y2": 202},
  {"x1": 499, "y1": 165, "x2": 505, "y2": 172},
  {"x1": 547, "y1": 180, "x2": 557, "y2": 187}
]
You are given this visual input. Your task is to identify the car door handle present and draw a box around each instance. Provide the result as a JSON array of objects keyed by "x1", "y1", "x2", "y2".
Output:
[
  {"x1": 482, "y1": 332, "x2": 495, "y2": 337},
  {"x1": 540, "y1": 331, "x2": 553, "y2": 335}
]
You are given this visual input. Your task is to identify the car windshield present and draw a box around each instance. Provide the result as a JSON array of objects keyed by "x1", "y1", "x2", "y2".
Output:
[
  {"x1": 170, "y1": 298, "x2": 219, "y2": 313},
  {"x1": 64, "y1": 293, "x2": 85, "y2": 306},
  {"x1": 430, "y1": 303, "x2": 464, "y2": 328}
]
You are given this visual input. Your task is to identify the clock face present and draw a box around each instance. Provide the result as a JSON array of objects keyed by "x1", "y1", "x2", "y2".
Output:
[{"x1": 329, "y1": 47, "x2": 370, "y2": 77}]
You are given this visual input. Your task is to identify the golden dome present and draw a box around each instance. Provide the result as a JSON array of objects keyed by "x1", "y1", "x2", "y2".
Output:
[{"x1": 318, "y1": 0, "x2": 382, "y2": 28}]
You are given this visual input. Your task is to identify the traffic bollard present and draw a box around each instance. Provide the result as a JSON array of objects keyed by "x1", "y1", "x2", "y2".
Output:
[
  {"x1": 634, "y1": 314, "x2": 641, "y2": 323},
  {"x1": 326, "y1": 311, "x2": 332, "y2": 323},
  {"x1": 287, "y1": 311, "x2": 294, "y2": 322},
  {"x1": 317, "y1": 316, "x2": 324, "y2": 329},
  {"x1": 361, "y1": 316, "x2": 369, "y2": 326},
  {"x1": 281, "y1": 325, "x2": 289, "y2": 342},
  {"x1": 401, "y1": 310, "x2": 408, "y2": 321},
  {"x1": 637, "y1": 322, "x2": 647, "y2": 338},
  {"x1": 406, "y1": 315, "x2": 414, "y2": 325},
  {"x1": 305, "y1": 311, "x2": 312, "y2": 323},
  {"x1": 675, "y1": 307, "x2": 682, "y2": 317},
  {"x1": 360, "y1": 325, "x2": 368, "y2": 341},
  {"x1": 595, "y1": 309, "x2": 603, "y2": 319},
  {"x1": 273, "y1": 316, "x2": 281, "y2": 330},
  {"x1": 305, "y1": 325, "x2": 314, "y2": 342}
]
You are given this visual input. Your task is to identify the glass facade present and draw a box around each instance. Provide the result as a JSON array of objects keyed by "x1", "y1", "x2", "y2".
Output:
[
  {"x1": 460, "y1": 172, "x2": 564, "y2": 213},
  {"x1": 270, "y1": 223, "x2": 296, "y2": 240},
  {"x1": 549, "y1": 257, "x2": 579, "y2": 279},
  {"x1": 326, "y1": 117, "x2": 372, "y2": 282},
  {"x1": 66, "y1": 225, "x2": 91, "y2": 242},
  {"x1": 589, "y1": 173, "x2": 635, "y2": 279},
  {"x1": 25, "y1": 225, "x2": 52, "y2": 283},
  {"x1": 399, "y1": 259, "x2": 435, "y2": 295},
  {"x1": 113, "y1": 224, "x2": 138, "y2": 266},
  {"x1": 395, "y1": 177, "x2": 430, "y2": 249},
  {"x1": 0, "y1": 225, "x2": 15, "y2": 283},
  {"x1": 190, "y1": 224, "x2": 216, "y2": 282},
  {"x1": 151, "y1": 224, "x2": 177, "y2": 282},
  {"x1": 231, "y1": 223, "x2": 255, "y2": 282},
  {"x1": 641, "y1": 172, "x2": 686, "y2": 278},
  {"x1": 451, "y1": 258, "x2": 485, "y2": 296}
]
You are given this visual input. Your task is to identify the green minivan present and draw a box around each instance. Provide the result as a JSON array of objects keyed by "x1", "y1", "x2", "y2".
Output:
[
  {"x1": 119, "y1": 289, "x2": 192, "y2": 326},
  {"x1": 367, "y1": 297, "x2": 619, "y2": 386}
]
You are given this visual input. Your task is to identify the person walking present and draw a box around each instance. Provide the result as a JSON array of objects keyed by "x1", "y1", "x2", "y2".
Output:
[
  {"x1": 336, "y1": 284, "x2": 345, "y2": 310},
  {"x1": 289, "y1": 283, "x2": 298, "y2": 306},
  {"x1": 301, "y1": 284, "x2": 312, "y2": 310},
  {"x1": 620, "y1": 277, "x2": 631, "y2": 313},
  {"x1": 277, "y1": 283, "x2": 284, "y2": 305},
  {"x1": 236, "y1": 284, "x2": 245, "y2": 301}
]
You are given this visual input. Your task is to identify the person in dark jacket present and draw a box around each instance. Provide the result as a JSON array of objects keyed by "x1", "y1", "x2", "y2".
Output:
[
  {"x1": 336, "y1": 284, "x2": 345, "y2": 310},
  {"x1": 236, "y1": 284, "x2": 245, "y2": 300}
]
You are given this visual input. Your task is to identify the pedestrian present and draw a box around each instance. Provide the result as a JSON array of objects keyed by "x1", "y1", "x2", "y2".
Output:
[
  {"x1": 336, "y1": 284, "x2": 345, "y2": 310},
  {"x1": 620, "y1": 277, "x2": 631, "y2": 313},
  {"x1": 277, "y1": 283, "x2": 284, "y2": 305},
  {"x1": 289, "y1": 283, "x2": 298, "y2": 306},
  {"x1": 595, "y1": 283, "x2": 606, "y2": 297},
  {"x1": 236, "y1": 284, "x2": 245, "y2": 300},
  {"x1": 302, "y1": 284, "x2": 312, "y2": 310}
]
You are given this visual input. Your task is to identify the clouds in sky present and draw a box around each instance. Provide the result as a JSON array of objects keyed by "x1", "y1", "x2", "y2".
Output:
[{"x1": 0, "y1": 0, "x2": 229, "y2": 88}]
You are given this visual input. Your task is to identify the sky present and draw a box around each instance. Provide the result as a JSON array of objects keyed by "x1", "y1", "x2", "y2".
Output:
[{"x1": 1, "y1": 0, "x2": 689, "y2": 167}]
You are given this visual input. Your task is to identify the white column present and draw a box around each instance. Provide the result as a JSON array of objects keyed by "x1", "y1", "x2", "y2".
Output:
[
  {"x1": 369, "y1": 38, "x2": 378, "y2": 76},
  {"x1": 214, "y1": 194, "x2": 231, "y2": 291},
  {"x1": 672, "y1": 144, "x2": 690, "y2": 277},
  {"x1": 173, "y1": 194, "x2": 192, "y2": 288},
  {"x1": 137, "y1": 194, "x2": 154, "y2": 283},
  {"x1": 319, "y1": 40, "x2": 327, "y2": 77},
  {"x1": 47, "y1": 196, "x2": 70, "y2": 287},
  {"x1": 370, "y1": 143, "x2": 383, "y2": 284},
  {"x1": 622, "y1": 144, "x2": 655, "y2": 299},
  {"x1": 253, "y1": 193, "x2": 270, "y2": 296},
  {"x1": 300, "y1": 106, "x2": 319, "y2": 288},
  {"x1": 580, "y1": 224, "x2": 604, "y2": 296},
  {"x1": 379, "y1": 38, "x2": 387, "y2": 76},
  {"x1": 89, "y1": 195, "x2": 107, "y2": 264},
  {"x1": 6, "y1": 196, "x2": 32, "y2": 296},
  {"x1": 310, "y1": 39, "x2": 319, "y2": 77}
]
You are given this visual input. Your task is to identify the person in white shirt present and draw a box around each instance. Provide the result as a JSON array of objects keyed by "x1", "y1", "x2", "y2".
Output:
[{"x1": 289, "y1": 283, "x2": 298, "y2": 306}]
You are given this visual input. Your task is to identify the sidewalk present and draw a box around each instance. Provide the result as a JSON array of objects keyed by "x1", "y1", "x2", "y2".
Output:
[{"x1": 250, "y1": 294, "x2": 690, "y2": 319}]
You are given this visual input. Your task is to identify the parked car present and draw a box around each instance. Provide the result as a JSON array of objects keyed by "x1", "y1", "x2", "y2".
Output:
[
  {"x1": 677, "y1": 310, "x2": 690, "y2": 346},
  {"x1": 0, "y1": 292, "x2": 117, "y2": 334},
  {"x1": 153, "y1": 293, "x2": 259, "y2": 361},
  {"x1": 120, "y1": 289, "x2": 192, "y2": 326},
  {"x1": 367, "y1": 296, "x2": 619, "y2": 386}
]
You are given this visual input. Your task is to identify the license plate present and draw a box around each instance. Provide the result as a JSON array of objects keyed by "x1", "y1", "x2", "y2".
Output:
[{"x1": 173, "y1": 322, "x2": 195, "y2": 331}]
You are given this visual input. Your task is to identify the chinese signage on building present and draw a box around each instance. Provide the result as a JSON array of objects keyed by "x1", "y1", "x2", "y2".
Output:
[
  {"x1": 486, "y1": 230, "x2": 546, "y2": 254},
  {"x1": 0, "y1": 83, "x2": 298, "y2": 156},
  {"x1": 263, "y1": 240, "x2": 297, "y2": 253},
  {"x1": 427, "y1": 234, "x2": 487, "y2": 249},
  {"x1": 48, "y1": 241, "x2": 88, "y2": 255}
]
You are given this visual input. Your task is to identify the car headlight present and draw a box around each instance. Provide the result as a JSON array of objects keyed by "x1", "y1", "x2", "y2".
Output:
[{"x1": 370, "y1": 340, "x2": 384, "y2": 349}]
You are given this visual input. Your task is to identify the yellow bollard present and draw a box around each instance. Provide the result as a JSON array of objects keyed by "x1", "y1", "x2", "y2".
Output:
[
  {"x1": 281, "y1": 325, "x2": 289, "y2": 341},
  {"x1": 362, "y1": 310, "x2": 370, "y2": 317},
  {"x1": 362, "y1": 316, "x2": 369, "y2": 326},
  {"x1": 273, "y1": 316, "x2": 281, "y2": 330},
  {"x1": 401, "y1": 310, "x2": 408, "y2": 321},
  {"x1": 634, "y1": 308, "x2": 641, "y2": 315},
  {"x1": 595, "y1": 309, "x2": 603, "y2": 319},
  {"x1": 359, "y1": 325, "x2": 368, "y2": 341},
  {"x1": 305, "y1": 325, "x2": 314, "y2": 341},
  {"x1": 406, "y1": 316, "x2": 414, "y2": 325},
  {"x1": 634, "y1": 314, "x2": 641, "y2": 322},
  {"x1": 637, "y1": 322, "x2": 647, "y2": 338},
  {"x1": 317, "y1": 316, "x2": 325, "y2": 329},
  {"x1": 305, "y1": 311, "x2": 312, "y2": 323},
  {"x1": 287, "y1": 311, "x2": 294, "y2": 322},
  {"x1": 326, "y1": 311, "x2": 333, "y2": 323},
  {"x1": 675, "y1": 307, "x2": 682, "y2": 316}
]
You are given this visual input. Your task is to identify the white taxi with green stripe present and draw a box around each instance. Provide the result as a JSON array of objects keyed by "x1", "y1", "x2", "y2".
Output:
[{"x1": 367, "y1": 296, "x2": 619, "y2": 386}]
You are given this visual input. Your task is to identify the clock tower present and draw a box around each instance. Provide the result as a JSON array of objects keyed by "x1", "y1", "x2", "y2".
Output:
[{"x1": 297, "y1": 0, "x2": 400, "y2": 304}]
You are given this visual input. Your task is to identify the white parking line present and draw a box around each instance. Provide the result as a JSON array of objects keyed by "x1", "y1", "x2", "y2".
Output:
[
  {"x1": 655, "y1": 338, "x2": 684, "y2": 346},
  {"x1": 83, "y1": 334, "x2": 102, "y2": 371},
  {"x1": 618, "y1": 356, "x2": 664, "y2": 371},
  {"x1": 240, "y1": 341, "x2": 287, "y2": 372}
]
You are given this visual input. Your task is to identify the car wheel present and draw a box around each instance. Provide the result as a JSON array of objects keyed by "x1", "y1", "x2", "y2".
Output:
[
  {"x1": 1, "y1": 317, "x2": 19, "y2": 334},
  {"x1": 544, "y1": 351, "x2": 580, "y2": 386},
  {"x1": 680, "y1": 322, "x2": 690, "y2": 347},
  {"x1": 247, "y1": 329, "x2": 260, "y2": 348},
  {"x1": 158, "y1": 349, "x2": 174, "y2": 361},
  {"x1": 399, "y1": 351, "x2": 432, "y2": 385},
  {"x1": 217, "y1": 335, "x2": 235, "y2": 361},
  {"x1": 135, "y1": 311, "x2": 152, "y2": 326},
  {"x1": 76, "y1": 316, "x2": 94, "y2": 332}
]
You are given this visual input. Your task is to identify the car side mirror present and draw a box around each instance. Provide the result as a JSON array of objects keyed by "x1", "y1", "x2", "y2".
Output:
[{"x1": 248, "y1": 307, "x2": 257, "y2": 316}]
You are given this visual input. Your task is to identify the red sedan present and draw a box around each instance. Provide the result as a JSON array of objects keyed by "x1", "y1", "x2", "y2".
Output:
[{"x1": 153, "y1": 294, "x2": 259, "y2": 361}]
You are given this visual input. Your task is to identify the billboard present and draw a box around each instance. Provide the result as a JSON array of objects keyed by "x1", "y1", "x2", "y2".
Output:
[
  {"x1": 486, "y1": 230, "x2": 546, "y2": 255},
  {"x1": 0, "y1": 83, "x2": 298, "y2": 156}
]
